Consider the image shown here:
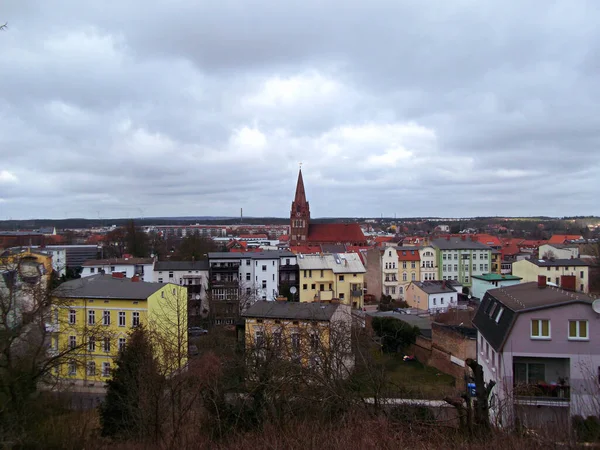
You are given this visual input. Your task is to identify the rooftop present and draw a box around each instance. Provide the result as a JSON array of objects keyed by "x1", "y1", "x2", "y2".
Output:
[
  {"x1": 242, "y1": 301, "x2": 341, "y2": 321},
  {"x1": 154, "y1": 260, "x2": 209, "y2": 271},
  {"x1": 431, "y1": 238, "x2": 492, "y2": 251},
  {"x1": 208, "y1": 250, "x2": 296, "y2": 260},
  {"x1": 530, "y1": 258, "x2": 590, "y2": 267},
  {"x1": 307, "y1": 223, "x2": 366, "y2": 243},
  {"x1": 412, "y1": 280, "x2": 458, "y2": 294},
  {"x1": 52, "y1": 274, "x2": 166, "y2": 300},
  {"x1": 296, "y1": 252, "x2": 366, "y2": 273},
  {"x1": 471, "y1": 273, "x2": 522, "y2": 282},
  {"x1": 82, "y1": 257, "x2": 154, "y2": 267}
]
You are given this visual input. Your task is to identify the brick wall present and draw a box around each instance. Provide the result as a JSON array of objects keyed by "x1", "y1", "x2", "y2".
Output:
[
  {"x1": 365, "y1": 248, "x2": 382, "y2": 300},
  {"x1": 408, "y1": 335, "x2": 432, "y2": 364}
]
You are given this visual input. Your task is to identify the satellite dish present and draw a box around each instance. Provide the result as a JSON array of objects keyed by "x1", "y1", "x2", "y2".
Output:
[
  {"x1": 195, "y1": 294, "x2": 201, "y2": 300},
  {"x1": 592, "y1": 299, "x2": 600, "y2": 314},
  {"x1": 468, "y1": 295, "x2": 472, "y2": 300},
  {"x1": 290, "y1": 286, "x2": 297, "y2": 294}
]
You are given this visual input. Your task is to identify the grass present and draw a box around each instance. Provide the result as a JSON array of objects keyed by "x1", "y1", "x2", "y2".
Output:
[{"x1": 382, "y1": 354, "x2": 458, "y2": 400}]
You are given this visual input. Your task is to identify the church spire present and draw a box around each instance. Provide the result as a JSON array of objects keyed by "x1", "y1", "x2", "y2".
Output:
[{"x1": 294, "y1": 167, "x2": 307, "y2": 205}]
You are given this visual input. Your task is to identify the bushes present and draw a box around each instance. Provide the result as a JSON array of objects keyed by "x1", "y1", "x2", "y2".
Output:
[
  {"x1": 371, "y1": 317, "x2": 420, "y2": 353},
  {"x1": 573, "y1": 415, "x2": 600, "y2": 442}
]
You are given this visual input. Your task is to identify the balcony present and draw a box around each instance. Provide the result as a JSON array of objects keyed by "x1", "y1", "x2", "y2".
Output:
[
  {"x1": 314, "y1": 290, "x2": 334, "y2": 301},
  {"x1": 513, "y1": 357, "x2": 570, "y2": 405},
  {"x1": 210, "y1": 262, "x2": 240, "y2": 272}
]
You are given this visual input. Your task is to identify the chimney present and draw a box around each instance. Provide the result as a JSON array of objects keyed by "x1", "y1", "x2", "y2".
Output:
[
  {"x1": 112, "y1": 272, "x2": 125, "y2": 279},
  {"x1": 560, "y1": 275, "x2": 576, "y2": 291},
  {"x1": 442, "y1": 280, "x2": 446, "y2": 290},
  {"x1": 131, "y1": 275, "x2": 140, "y2": 282},
  {"x1": 446, "y1": 235, "x2": 450, "y2": 241},
  {"x1": 537, "y1": 275, "x2": 547, "y2": 289},
  {"x1": 470, "y1": 235, "x2": 476, "y2": 241}
]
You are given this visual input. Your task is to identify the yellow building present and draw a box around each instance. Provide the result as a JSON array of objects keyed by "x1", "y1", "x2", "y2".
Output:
[
  {"x1": 50, "y1": 273, "x2": 188, "y2": 389},
  {"x1": 396, "y1": 247, "x2": 421, "y2": 299},
  {"x1": 491, "y1": 250, "x2": 502, "y2": 274},
  {"x1": 296, "y1": 253, "x2": 365, "y2": 309},
  {"x1": 242, "y1": 300, "x2": 353, "y2": 374},
  {"x1": 512, "y1": 258, "x2": 591, "y2": 293}
]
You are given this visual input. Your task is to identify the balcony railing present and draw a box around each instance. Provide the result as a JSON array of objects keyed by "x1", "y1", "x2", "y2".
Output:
[{"x1": 513, "y1": 383, "x2": 570, "y2": 402}]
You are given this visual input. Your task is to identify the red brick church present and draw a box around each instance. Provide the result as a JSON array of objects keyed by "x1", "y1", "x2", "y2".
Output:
[{"x1": 289, "y1": 169, "x2": 367, "y2": 246}]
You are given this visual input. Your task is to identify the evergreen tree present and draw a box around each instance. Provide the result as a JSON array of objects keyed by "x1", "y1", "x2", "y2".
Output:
[{"x1": 99, "y1": 326, "x2": 164, "y2": 440}]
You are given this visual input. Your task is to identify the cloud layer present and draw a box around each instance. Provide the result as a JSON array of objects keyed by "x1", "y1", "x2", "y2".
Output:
[{"x1": 1, "y1": 1, "x2": 599, "y2": 219}]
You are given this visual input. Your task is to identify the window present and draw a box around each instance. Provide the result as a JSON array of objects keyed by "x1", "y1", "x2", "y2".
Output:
[
  {"x1": 480, "y1": 264, "x2": 484, "y2": 271},
  {"x1": 495, "y1": 307, "x2": 504, "y2": 323},
  {"x1": 309, "y1": 270, "x2": 312, "y2": 278},
  {"x1": 443, "y1": 264, "x2": 447, "y2": 271},
  {"x1": 262, "y1": 265, "x2": 267, "y2": 271},
  {"x1": 472, "y1": 264, "x2": 476, "y2": 271},
  {"x1": 443, "y1": 254, "x2": 447, "y2": 260},
  {"x1": 88, "y1": 337, "x2": 95, "y2": 352},
  {"x1": 531, "y1": 319, "x2": 550, "y2": 339},
  {"x1": 485, "y1": 342, "x2": 489, "y2": 359},
  {"x1": 454, "y1": 254, "x2": 458, "y2": 260},
  {"x1": 310, "y1": 333, "x2": 320, "y2": 351},
  {"x1": 118, "y1": 338, "x2": 126, "y2": 351},
  {"x1": 491, "y1": 350, "x2": 496, "y2": 367},
  {"x1": 339, "y1": 293, "x2": 345, "y2": 299},
  {"x1": 169, "y1": 271, "x2": 174, "y2": 278},
  {"x1": 339, "y1": 275, "x2": 345, "y2": 282},
  {"x1": 110, "y1": 266, "x2": 115, "y2": 272},
  {"x1": 246, "y1": 273, "x2": 251, "y2": 281},
  {"x1": 88, "y1": 310, "x2": 95, "y2": 325},
  {"x1": 303, "y1": 284, "x2": 308, "y2": 290},
  {"x1": 118, "y1": 312, "x2": 126, "y2": 327},
  {"x1": 411, "y1": 273, "x2": 416, "y2": 281},
  {"x1": 484, "y1": 264, "x2": 488, "y2": 271},
  {"x1": 580, "y1": 271, "x2": 585, "y2": 278},
  {"x1": 158, "y1": 278, "x2": 163, "y2": 283},
  {"x1": 286, "y1": 259, "x2": 290, "y2": 265},
  {"x1": 102, "y1": 362, "x2": 111, "y2": 377},
  {"x1": 103, "y1": 310, "x2": 111, "y2": 326},
  {"x1": 69, "y1": 335, "x2": 77, "y2": 349},
  {"x1": 291, "y1": 333, "x2": 300, "y2": 354},
  {"x1": 246, "y1": 260, "x2": 251, "y2": 266},
  {"x1": 402, "y1": 262, "x2": 407, "y2": 269},
  {"x1": 454, "y1": 264, "x2": 458, "y2": 271},
  {"x1": 262, "y1": 280, "x2": 267, "y2": 289},
  {"x1": 90, "y1": 268, "x2": 95, "y2": 274},
  {"x1": 581, "y1": 284, "x2": 584, "y2": 291},
  {"x1": 255, "y1": 330, "x2": 264, "y2": 347},
  {"x1": 433, "y1": 298, "x2": 437, "y2": 305},
  {"x1": 403, "y1": 273, "x2": 407, "y2": 281},
  {"x1": 569, "y1": 320, "x2": 588, "y2": 340},
  {"x1": 411, "y1": 262, "x2": 416, "y2": 269},
  {"x1": 103, "y1": 337, "x2": 111, "y2": 352},
  {"x1": 514, "y1": 362, "x2": 545, "y2": 385},
  {"x1": 465, "y1": 276, "x2": 469, "y2": 283},
  {"x1": 132, "y1": 312, "x2": 140, "y2": 327},
  {"x1": 69, "y1": 309, "x2": 76, "y2": 324},
  {"x1": 311, "y1": 283, "x2": 316, "y2": 290},
  {"x1": 441, "y1": 297, "x2": 444, "y2": 304},
  {"x1": 87, "y1": 361, "x2": 96, "y2": 377},
  {"x1": 68, "y1": 363, "x2": 77, "y2": 376},
  {"x1": 246, "y1": 287, "x2": 251, "y2": 295}
]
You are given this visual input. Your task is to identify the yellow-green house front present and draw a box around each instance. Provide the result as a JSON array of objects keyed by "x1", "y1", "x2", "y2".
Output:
[
  {"x1": 51, "y1": 273, "x2": 187, "y2": 389},
  {"x1": 297, "y1": 253, "x2": 366, "y2": 309}
]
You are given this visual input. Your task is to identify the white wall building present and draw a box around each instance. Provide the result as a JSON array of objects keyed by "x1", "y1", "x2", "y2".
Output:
[
  {"x1": 381, "y1": 247, "x2": 400, "y2": 299},
  {"x1": 419, "y1": 245, "x2": 437, "y2": 281},
  {"x1": 81, "y1": 257, "x2": 155, "y2": 282},
  {"x1": 538, "y1": 244, "x2": 579, "y2": 260}
]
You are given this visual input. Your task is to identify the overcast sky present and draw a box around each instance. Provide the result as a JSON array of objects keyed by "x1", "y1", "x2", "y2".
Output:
[{"x1": 1, "y1": 1, "x2": 599, "y2": 220}]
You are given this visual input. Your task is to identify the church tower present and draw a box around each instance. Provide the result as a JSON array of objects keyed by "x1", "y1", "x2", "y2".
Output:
[{"x1": 290, "y1": 168, "x2": 310, "y2": 244}]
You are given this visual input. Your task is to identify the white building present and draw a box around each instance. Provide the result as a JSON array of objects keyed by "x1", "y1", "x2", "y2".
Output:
[
  {"x1": 538, "y1": 244, "x2": 579, "y2": 260},
  {"x1": 81, "y1": 257, "x2": 155, "y2": 282},
  {"x1": 381, "y1": 247, "x2": 400, "y2": 299},
  {"x1": 419, "y1": 245, "x2": 437, "y2": 281},
  {"x1": 405, "y1": 280, "x2": 459, "y2": 313}
]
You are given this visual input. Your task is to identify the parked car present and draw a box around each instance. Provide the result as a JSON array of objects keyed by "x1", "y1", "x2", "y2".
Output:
[
  {"x1": 393, "y1": 308, "x2": 410, "y2": 314},
  {"x1": 188, "y1": 327, "x2": 208, "y2": 336}
]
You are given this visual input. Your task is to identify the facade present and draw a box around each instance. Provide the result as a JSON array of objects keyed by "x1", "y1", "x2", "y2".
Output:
[
  {"x1": 405, "y1": 280, "x2": 459, "y2": 313},
  {"x1": 431, "y1": 237, "x2": 493, "y2": 293},
  {"x1": 381, "y1": 247, "x2": 400, "y2": 299},
  {"x1": 289, "y1": 169, "x2": 367, "y2": 246},
  {"x1": 419, "y1": 245, "x2": 437, "y2": 282},
  {"x1": 538, "y1": 244, "x2": 580, "y2": 260},
  {"x1": 154, "y1": 260, "x2": 210, "y2": 325},
  {"x1": 512, "y1": 258, "x2": 591, "y2": 293},
  {"x1": 471, "y1": 273, "x2": 522, "y2": 300},
  {"x1": 242, "y1": 300, "x2": 353, "y2": 375},
  {"x1": 81, "y1": 258, "x2": 155, "y2": 282},
  {"x1": 207, "y1": 251, "x2": 298, "y2": 325},
  {"x1": 396, "y1": 247, "x2": 421, "y2": 299},
  {"x1": 473, "y1": 280, "x2": 600, "y2": 428},
  {"x1": 297, "y1": 253, "x2": 365, "y2": 309},
  {"x1": 364, "y1": 247, "x2": 383, "y2": 301},
  {"x1": 50, "y1": 274, "x2": 187, "y2": 390}
]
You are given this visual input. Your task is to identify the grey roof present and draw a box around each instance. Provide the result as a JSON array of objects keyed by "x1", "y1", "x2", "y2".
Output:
[
  {"x1": 242, "y1": 301, "x2": 340, "y2": 321},
  {"x1": 208, "y1": 250, "x2": 295, "y2": 260},
  {"x1": 82, "y1": 257, "x2": 154, "y2": 267},
  {"x1": 412, "y1": 281, "x2": 458, "y2": 295},
  {"x1": 52, "y1": 274, "x2": 167, "y2": 300},
  {"x1": 431, "y1": 238, "x2": 492, "y2": 251},
  {"x1": 154, "y1": 260, "x2": 209, "y2": 271},
  {"x1": 297, "y1": 253, "x2": 366, "y2": 273},
  {"x1": 530, "y1": 258, "x2": 590, "y2": 267},
  {"x1": 473, "y1": 282, "x2": 596, "y2": 352}
]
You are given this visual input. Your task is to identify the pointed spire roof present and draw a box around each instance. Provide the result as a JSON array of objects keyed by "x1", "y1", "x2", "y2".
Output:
[{"x1": 294, "y1": 168, "x2": 307, "y2": 205}]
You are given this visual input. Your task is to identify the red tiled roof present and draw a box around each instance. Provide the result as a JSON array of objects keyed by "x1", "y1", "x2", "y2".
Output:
[
  {"x1": 519, "y1": 239, "x2": 547, "y2": 248},
  {"x1": 397, "y1": 249, "x2": 420, "y2": 261},
  {"x1": 474, "y1": 234, "x2": 502, "y2": 247},
  {"x1": 307, "y1": 223, "x2": 366, "y2": 244},
  {"x1": 85, "y1": 234, "x2": 104, "y2": 244},
  {"x1": 279, "y1": 235, "x2": 290, "y2": 242},
  {"x1": 501, "y1": 244, "x2": 521, "y2": 257},
  {"x1": 548, "y1": 234, "x2": 583, "y2": 244},
  {"x1": 289, "y1": 245, "x2": 322, "y2": 254}
]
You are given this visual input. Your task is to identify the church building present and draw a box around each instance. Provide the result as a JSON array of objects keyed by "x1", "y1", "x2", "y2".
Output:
[{"x1": 289, "y1": 169, "x2": 367, "y2": 247}]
